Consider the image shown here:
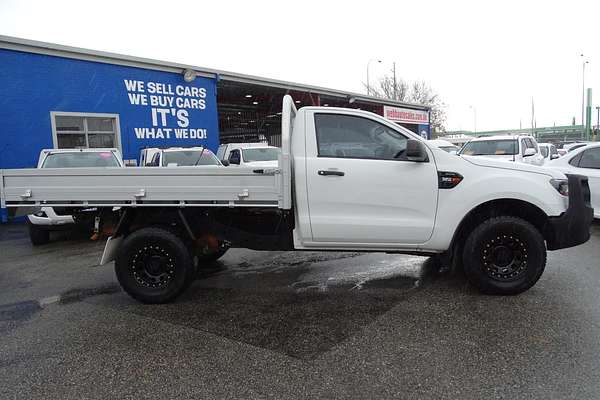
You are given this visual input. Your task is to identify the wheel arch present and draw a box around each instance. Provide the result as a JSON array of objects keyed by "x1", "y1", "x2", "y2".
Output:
[{"x1": 448, "y1": 198, "x2": 550, "y2": 268}]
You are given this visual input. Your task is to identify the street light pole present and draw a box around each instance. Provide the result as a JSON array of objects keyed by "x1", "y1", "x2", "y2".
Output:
[
  {"x1": 469, "y1": 105, "x2": 477, "y2": 133},
  {"x1": 366, "y1": 59, "x2": 382, "y2": 96},
  {"x1": 581, "y1": 54, "x2": 589, "y2": 126},
  {"x1": 595, "y1": 106, "x2": 600, "y2": 140}
]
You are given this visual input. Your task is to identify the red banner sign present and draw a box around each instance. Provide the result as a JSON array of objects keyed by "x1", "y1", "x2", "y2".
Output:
[{"x1": 383, "y1": 106, "x2": 429, "y2": 125}]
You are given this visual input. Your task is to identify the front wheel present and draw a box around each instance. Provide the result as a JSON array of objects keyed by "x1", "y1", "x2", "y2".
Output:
[
  {"x1": 115, "y1": 227, "x2": 195, "y2": 304},
  {"x1": 462, "y1": 216, "x2": 546, "y2": 295}
]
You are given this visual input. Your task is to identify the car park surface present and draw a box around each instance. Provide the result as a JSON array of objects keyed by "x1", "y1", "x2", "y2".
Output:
[{"x1": 1, "y1": 221, "x2": 600, "y2": 399}]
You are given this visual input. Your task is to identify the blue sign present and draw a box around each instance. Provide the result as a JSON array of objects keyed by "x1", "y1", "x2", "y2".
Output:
[{"x1": 0, "y1": 48, "x2": 219, "y2": 169}]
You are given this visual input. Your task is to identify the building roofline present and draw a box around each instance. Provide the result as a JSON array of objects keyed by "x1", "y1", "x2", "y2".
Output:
[{"x1": 0, "y1": 35, "x2": 429, "y2": 111}]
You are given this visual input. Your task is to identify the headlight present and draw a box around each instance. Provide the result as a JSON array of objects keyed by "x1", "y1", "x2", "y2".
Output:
[{"x1": 550, "y1": 179, "x2": 569, "y2": 196}]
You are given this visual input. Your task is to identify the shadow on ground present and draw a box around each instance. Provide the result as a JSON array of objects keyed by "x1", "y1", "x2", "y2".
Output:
[{"x1": 84, "y1": 255, "x2": 442, "y2": 360}]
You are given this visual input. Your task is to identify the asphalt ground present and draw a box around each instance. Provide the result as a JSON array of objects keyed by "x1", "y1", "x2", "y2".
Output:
[{"x1": 1, "y1": 222, "x2": 600, "y2": 399}]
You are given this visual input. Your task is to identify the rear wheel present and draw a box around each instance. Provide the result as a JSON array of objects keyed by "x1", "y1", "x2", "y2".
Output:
[
  {"x1": 115, "y1": 227, "x2": 195, "y2": 304},
  {"x1": 28, "y1": 221, "x2": 50, "y2": 246},
  {"x1": 462, "y1": 216, "x2": 546, "y2": 295}
]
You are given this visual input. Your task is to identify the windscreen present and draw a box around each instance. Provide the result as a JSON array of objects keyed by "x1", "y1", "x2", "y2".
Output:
[
  {"x1": 460, "y1": 140, "x2": 517, "y2": 156},
  {"x1": 162, "y1": 150, "x2": 219, "y2": 166},
  {"x1": 42, "y1": 152, "x2": 120, "y2": 168},
  {"x1": 242, "y1": 148, "x2": 280, "y2": 162}
]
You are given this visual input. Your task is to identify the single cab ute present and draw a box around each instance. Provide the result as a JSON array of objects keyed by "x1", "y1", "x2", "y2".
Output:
[{"x1": 1, "y1": 96, "x2": 593, "y2": 303}]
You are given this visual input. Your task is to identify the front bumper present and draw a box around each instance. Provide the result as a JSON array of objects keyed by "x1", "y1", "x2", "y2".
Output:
[
  {"x1": 545, "y1": 174, "x2": 594, "y2": 250},
  {"x1": 27, "y1": 207, "x2": 75, "y2": 226}
]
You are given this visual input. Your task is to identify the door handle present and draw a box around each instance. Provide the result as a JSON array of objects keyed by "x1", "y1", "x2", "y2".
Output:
[{"x1": 318, "y1": 170, "x2": 345, "y2": 176}]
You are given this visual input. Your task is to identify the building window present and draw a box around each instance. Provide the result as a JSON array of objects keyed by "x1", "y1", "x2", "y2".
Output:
[{"x1": 51, "y1": 112, "x2": 121, "y2": 150}]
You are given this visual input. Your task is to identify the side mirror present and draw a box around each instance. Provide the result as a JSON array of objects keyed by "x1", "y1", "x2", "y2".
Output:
[
  {"x1": 523, "y1": 148, "x2": 536, "y2": 157},
  {"x1": 406, "y1": 139, "x2": 429, "y2": 162},
  {"x1": 550, "y1": 154, "x2": 559, "y2": 160},
  {"x1": 221, "y1": 159, "x2": 230, "y2": 166}
]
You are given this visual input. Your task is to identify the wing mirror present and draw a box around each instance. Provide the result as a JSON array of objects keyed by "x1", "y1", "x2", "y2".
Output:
[
  {"x1": 523, "y1": 148, "x2": 536, "y2": 157},
  {"x1": 221, "y1": 159, "x2": 230, "y2": 166},
  {"x1": 406, "y1": 139, "x2": 429, "y2": 162},
  {"x1": 550, "y1": 154, "x2": 559, "y2": 160}
]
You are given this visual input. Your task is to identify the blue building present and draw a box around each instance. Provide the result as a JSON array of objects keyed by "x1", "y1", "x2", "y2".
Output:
[{"x1": 0, "y1": 36, "x2": 430, "y2": 222}]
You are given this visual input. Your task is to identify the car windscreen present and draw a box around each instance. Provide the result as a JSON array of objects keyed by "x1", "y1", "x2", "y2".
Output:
[
  {"x1": 241, "y1": 148, "x2": 280, "y2": 162},
  {"x1": 539, "y1": 146, "x2": 549, "y2": 157},
  {"x1": 41, "y1": 152, "x2": 120, "y2": 168},
  {"x1": 460, "y1": 140, "x2": 517, "y2": 156},
  {"x1": 162, "y1": 150, "x2": 219, "y2": 166}
]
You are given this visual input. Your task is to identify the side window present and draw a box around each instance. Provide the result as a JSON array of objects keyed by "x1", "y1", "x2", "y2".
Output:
[
  {"x1": 149, "y1": 153, "x2": 160, "y2": 167},
  {"x1": 551, "y1": 145, "x2": 558, "y2": 155},
  {"x1": 314, "y1": 114, "x2": 408, "y2": 160},
  {"x1": 520, "y1": 139, "x2": 527, "y2": 155},
  {"x1": 229, "y1": 149, "x2": 241, "y2": 164},
  {"x1": 578, "y1": 148, "x2": 600, "y2": 169},
  {"x1": 569, "y1": 152, "x2": 583, "y2": 167}
]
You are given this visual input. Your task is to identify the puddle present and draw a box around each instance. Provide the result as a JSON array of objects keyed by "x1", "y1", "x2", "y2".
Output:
[
  {"x1": 0, "y1": 300, "x2": 42, "y2": 322},
  {"x1": 290, "y1": 253, "x2": 428, "y2": 292}
]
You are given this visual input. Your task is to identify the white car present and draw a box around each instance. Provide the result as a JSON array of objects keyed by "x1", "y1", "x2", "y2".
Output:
[
  {"x1": 140, "y1": 147, "x2": 222, "y2": 167},
  {"x1": 27, "y1": 148, "x2": 124, "y2": 245},
  {"x1": 546, "y1": 142, "x2": 600, "y2": 218},
  {"x1": 537, "y1": 143, "x2": 560, "y2": 162},
  {"x1": 459, "y1": 135, "x2": 545, "y2": 166},
  {"x1": 427, "y1": 139, "x2": 459, "y2": 154},
  {"x1": 216, "y1": 142, "x2": 280, "y2": 168}
]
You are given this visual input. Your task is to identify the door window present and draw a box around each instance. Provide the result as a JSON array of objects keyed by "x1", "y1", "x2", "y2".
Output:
[
  {"x1": 314, "y1": 114, "x2": 408, "y2": 160},
  {"x1": 578, "y1": 148, "x2": 600, "y2": 169},
  {"x1": 228, "y1": 149, "x2": 241, "y2": 164}
]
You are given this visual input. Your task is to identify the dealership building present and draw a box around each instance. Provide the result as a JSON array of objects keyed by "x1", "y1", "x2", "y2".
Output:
[{"x1": 0, "y1": 35, "x2": 430, "y2": 221}]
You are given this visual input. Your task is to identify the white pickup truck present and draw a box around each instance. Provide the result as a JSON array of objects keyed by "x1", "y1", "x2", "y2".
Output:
[{"x1": 0, "y1": 96, "x2": 593, "y2": 303}]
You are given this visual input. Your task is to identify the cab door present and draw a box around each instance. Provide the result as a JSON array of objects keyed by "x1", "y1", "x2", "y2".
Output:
[{"x1": 304, "y1": 111, "x2": 438, "y2": 246}]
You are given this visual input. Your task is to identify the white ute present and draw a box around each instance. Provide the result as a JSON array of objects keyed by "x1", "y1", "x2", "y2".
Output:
[{"x1": 0, "y1": 96, "x2": 593, "y2": 303}]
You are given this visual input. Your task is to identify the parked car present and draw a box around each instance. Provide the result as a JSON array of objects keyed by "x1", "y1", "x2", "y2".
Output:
[
  {"x1": 459, "y1": 135, "x2": 545, "y2": 166},
  {"x1": 27, "y1": 148, "x2": 124, "y2": 245},
  {"x1": 140, "y1": 147, "x2": 223, "y2": 167},
  {"x1": 546, "y1": 142, "x2": 600, "y2": 218},
  {"x1": 216, "y1": 142, "x2": 280, "y2": 167},
  {"x1": 427, "y1": 139, "x2": 460, "y2": 154},
  {"x1": 537, "y1": 143, "x2": 560, "y2": 162}
]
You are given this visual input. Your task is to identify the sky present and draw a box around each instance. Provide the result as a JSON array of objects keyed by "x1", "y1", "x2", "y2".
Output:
[{"x1": 1, "y1": 0, "x2": 599, "y2": 132}]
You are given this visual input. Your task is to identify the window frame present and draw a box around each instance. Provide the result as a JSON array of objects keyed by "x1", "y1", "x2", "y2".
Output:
[
  {"x1": 314, "y1": 113, "x2": 410, "y2": 161},
  {"x1": 50, "y1": 111, "x2": 121, "y2": 151}
]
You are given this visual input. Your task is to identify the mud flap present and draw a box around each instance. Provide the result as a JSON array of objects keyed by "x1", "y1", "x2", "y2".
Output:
[{"x1": 99, "y1": 236, "x2": 123, "y2": 265}]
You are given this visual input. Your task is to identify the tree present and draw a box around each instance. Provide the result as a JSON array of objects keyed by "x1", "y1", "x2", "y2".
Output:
[{"x1": 367, "y1": 75, "x2": 447, "y2": 133}]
